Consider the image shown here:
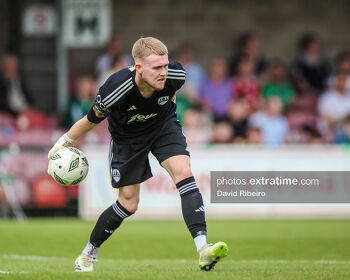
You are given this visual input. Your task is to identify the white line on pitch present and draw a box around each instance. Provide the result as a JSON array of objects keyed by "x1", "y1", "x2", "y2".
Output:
[
  {"x1": 0, "y1": 270, "x2": 26, "y2": 274},
  {"x1": 0, "y1": 254, "x2": 67, "y2": 261},
  {"x1": 1, "y1": 254, "x2": 350, "y2": 265}
]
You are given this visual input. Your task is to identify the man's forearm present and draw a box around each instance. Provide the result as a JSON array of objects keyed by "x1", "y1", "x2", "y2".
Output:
[
  {"x1": 67, "y1": 116, "x2": 98, "y2": 141},
  {"x1": 48, "y1": 116, "x2": 97, "y2": 159}
]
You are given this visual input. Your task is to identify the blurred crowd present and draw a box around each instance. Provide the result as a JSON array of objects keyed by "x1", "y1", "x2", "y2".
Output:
[
  {"x1": 1, "y1": 32, "x2": 350, "y2": 147},
  {"x1": 176, "y1": 33, "x2": 350, "y2": 145}
]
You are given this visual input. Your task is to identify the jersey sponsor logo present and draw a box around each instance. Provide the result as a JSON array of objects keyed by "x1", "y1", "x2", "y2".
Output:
[
  {"x1": 127, "y1": 105, "x2": 137, "y2": 111},
  {"x1": 112, "y1": 169, "x2": 120, "y2": 183},
  {"x1": 158, "y1": 96, "x2": 169, "y2": 105},
  {"x1": 93, "y1": 94, "x2": 110, "y2": 118},
  {"x1": 127, "y1": 113, "x2": 158, "y2": 124},
  {"x1": 96, "y1": 95, "x2": 111, "y2": 112},
  {"x1": 96, "y1": 94, "x2": 108, "y2": 110}
]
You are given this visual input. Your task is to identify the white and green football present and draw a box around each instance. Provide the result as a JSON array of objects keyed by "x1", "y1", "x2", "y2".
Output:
[{"x1": 48, "y1": 147, "x2": 89, "y2": 186}]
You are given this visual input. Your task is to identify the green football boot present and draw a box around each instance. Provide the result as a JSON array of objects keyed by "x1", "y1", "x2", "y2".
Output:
[
  {"x1": 74, "y1": 254, "x2": 97, "y2": 272},
  {"x1": 198, "y1": 242, "x2": 228, "y2": 271}
]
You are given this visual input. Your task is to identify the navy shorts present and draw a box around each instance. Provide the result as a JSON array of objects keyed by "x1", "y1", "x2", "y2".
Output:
[{"x1": 109, "y1": 119, "x2": 190, "y2": 188}]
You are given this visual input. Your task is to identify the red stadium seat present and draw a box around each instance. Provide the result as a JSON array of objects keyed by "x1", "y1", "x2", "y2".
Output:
[{"x1": 31, "y1": 174, "x2": 67, "y2": 208}]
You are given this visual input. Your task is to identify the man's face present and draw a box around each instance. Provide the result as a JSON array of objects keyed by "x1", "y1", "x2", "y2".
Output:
[
  {"x1": 2, "y1": 56, "x2": 18, "y2": 80},
  {"x1": 138, "y1": 54, "x2": 169, "y2": 91}
]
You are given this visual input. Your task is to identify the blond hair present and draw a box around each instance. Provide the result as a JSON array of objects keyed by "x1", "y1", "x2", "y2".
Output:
[{"x1": 132, "y1": 37, "x2": 168, "y2": 61}]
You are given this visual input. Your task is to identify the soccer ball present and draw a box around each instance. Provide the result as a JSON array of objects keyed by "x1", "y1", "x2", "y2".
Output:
[{"x1": 48, "y1": 147, "x2": 89, "y2": 186}]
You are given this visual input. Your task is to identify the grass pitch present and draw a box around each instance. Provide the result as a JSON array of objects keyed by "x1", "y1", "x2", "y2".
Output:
[{"x1": 1, "y1": 218, "x2": 350, "y2": 279}]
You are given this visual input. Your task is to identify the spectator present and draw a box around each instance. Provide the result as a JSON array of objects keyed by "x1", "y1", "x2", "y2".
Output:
[
  {"x1": 212, "y1": 121, "x2": 234, "y2": 144},
  {"x1": 333, "y1": 115, "x2": 350, "y2": 143},
  {"x1": 182, "y1": 108, "x2": 212, "y2": 145},
  {"x1": 287, "y1": 78, "x2": 320, "y2": 143},
  {"x1": 95, "y1": 33, "x2": 133, "y2": 77},
  {"x1": 97, "y1": 55, "x2": 126, "y2": 87},
  {"x1": 262, "y1": 58, "x2": 295, "y2": 108},
  {"x1": 328, "y1": 50, "x2": 350, "y2": 94},
  {"x1": 232, "y1": 56, "x2": 260, "y2": 109},
  {"x1": 175, "y1": 42, "x2": 206, "y2": 104},
  {"x1": 291, "y1": 33, "x2": 331, "y2": 94},
  {"x1": 227, "y1": 99, "x2": 250, "y2": 141},
  {"x1": 249, "y1": 96, "x2": 289, "y2": 145},
  {"x1": 228, "y1": 31, "x2": 267, "y2": 77},
  {"x1": 246, "y1": 126, "x2": 262, "y2": 144},
  {"x1": 0, "y1": 54, "x2": 33, "y2": 116},
  {"x1": 0, "y1": 185, "x2": 10, "y2": 217},
  {"x1": 200, "y1": 58, "x2": 234, "y2": 122},
  {"x1": 61, "y1": 75, "x2": 96, "y2": 128},
  {"x1": 290, "y1": 78, "x2": 318, "y2": 114},
  {"x1": 318, "y1": 74, "x2": 350, "y2": 136}
]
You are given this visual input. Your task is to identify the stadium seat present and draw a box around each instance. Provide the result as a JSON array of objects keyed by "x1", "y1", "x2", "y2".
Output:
[{"x1": 31, "y1": 174, "x2": 67, "y2": 208}]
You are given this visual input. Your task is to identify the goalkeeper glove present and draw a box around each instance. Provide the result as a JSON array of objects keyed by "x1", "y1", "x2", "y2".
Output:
[{"x1": 48, "y1": 133, "x2": 74, "y2": 159}]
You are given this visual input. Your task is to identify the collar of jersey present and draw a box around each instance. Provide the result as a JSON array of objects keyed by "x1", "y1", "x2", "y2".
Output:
[{"x1": 132, "y1": 70, "x2": 163, "y2": 100}]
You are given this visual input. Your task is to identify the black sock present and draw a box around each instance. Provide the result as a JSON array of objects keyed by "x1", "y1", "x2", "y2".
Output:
[
  {"x1": 176, "y1": 176, "x2": 207, "y2": 238},
  {"x1": 89, "y1": 200, "x2": 133, "y2": 247}
]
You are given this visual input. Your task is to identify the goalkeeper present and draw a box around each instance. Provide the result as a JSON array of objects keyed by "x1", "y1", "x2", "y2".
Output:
[{"x1": 48, "y1": 37, "x2": 228, "y2": 272}]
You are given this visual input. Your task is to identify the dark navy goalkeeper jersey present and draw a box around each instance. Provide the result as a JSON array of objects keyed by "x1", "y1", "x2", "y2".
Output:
[{"x1": 87, "y1": 60, "x2": 186, "y2": 142}]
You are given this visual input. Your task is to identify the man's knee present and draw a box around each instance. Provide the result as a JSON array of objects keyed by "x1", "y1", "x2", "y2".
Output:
[
  {"x1": 118, "y1": 185, "x2": 140, "y2": 213},
  {"x1": 118, "y1": 196, "x2": 139, "y2": 213},
  {"x1": 173, "y1": 166, "x2": 193, "y2": 183},
  {"x1": 162, "y1": 155, "x2": 192, "y2": 183}
]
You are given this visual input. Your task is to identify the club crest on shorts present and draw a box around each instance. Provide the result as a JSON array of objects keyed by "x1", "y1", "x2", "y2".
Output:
[
  {"x1": 158, "y1": 96, "x2": 169, "y2": 105},
  {"x1": 112, "y1": 169, "x2": 121, "y2": 183}
]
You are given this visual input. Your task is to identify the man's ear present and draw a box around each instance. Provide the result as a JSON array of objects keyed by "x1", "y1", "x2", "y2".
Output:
[{"x1": 135, "y1": 63, "x2": 142, "y2": 74}]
